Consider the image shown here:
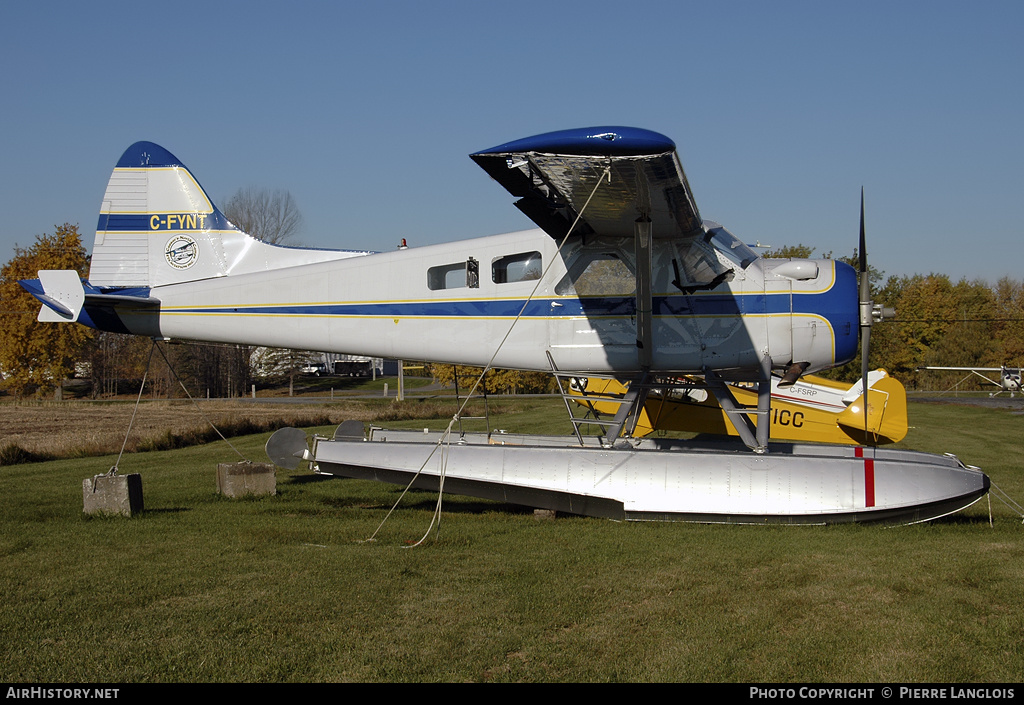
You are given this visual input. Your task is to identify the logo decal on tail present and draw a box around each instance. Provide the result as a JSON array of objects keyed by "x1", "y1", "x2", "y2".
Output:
[{"x1": 165, "y1": 235, "x2": 199, "y2": 269}]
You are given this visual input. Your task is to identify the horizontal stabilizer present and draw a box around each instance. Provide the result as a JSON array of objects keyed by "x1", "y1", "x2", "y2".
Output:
[
  {"x1": 31, "y1": 270, "x2": 85, "y2": 322},
  {"x1": 841, "y1": 369, "x2": 889, "y2": 404},
  {"x1": 83, "y1": 290, "x2": 160, "y2": 307},
  {"x1": 22, "y1": 271, "x2": 161, "y2": 325}
]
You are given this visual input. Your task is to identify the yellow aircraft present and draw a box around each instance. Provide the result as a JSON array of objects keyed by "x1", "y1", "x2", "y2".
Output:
[{"x1": 570, "y1": 370, "x2": 907, "y2": 445}]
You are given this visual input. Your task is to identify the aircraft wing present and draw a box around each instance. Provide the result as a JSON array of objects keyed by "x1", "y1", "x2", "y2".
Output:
[
  {"x1": 471, "y1": 127, "x2": 703, "y2": 242},
  {"x1": 918, "y1": 366, "x2": 1002, "y2": 372}
]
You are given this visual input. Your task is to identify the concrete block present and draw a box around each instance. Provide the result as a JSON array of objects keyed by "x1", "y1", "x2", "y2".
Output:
[
  {"x1": 83, "y1": 473, "x2": 144, "y2": 517},
  {"x1": 217, "y1": 461, "x2": 276, "y2": 498}
]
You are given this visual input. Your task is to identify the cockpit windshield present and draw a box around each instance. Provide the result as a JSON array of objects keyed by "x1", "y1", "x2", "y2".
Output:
[{"x1": 704, "y1": 222, "x2": 758, "y2": 270}]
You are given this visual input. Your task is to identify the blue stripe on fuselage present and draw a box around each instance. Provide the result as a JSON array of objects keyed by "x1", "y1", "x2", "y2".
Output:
[
  {"x1": 163, "y1": 286, "x2": 856, "y2": 325},
  {"x1": 158, "y1": 262, "x2": 859, "y2": 364}
]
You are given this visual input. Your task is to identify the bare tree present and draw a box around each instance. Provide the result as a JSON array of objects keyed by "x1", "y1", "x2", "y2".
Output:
[{"x1": 222, "y1": 187, "x2": 303, "y2": 245}]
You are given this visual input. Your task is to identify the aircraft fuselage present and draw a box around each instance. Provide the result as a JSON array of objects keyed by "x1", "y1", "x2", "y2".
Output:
[{"x1": 91, "y1": 228, "x2": 857, "y2": 379}]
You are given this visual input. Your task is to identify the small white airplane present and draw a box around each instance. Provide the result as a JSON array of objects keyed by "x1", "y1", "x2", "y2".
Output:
[
  {"x1": 918, "y1": 365, "x2": 1023, "y2": 398},
  {"x1": 22, "y1": 127, "x2": 989, "y2": 524}
]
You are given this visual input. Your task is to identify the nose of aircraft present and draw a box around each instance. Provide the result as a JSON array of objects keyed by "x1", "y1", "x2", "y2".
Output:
[
  {"x1": 829, "y1": 259, "x2": 860, "y2": 367},
  {"x1": 762, "y1": 257, "x2": 860, "y2": 372},
  {"x1": 765, "y1": 257, "x2": 860, "y2": 370}
]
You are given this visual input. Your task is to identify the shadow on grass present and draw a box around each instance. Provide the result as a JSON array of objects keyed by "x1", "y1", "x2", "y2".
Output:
[
  {"x1": 928, "y1": 512, "x2": 998, "y2": 526},
  {"x1": 283, "y1": 473, "x2": 338, "y2": 485},
  {"x1": 81, "y1": 506, "x2": 193, "y2": 520},
  {"x1": 381, "y1": 493, "x2": 537, "y2": 516},
  {"x1": 315, "y1": 490, "x2": 534, "y2": 517}
]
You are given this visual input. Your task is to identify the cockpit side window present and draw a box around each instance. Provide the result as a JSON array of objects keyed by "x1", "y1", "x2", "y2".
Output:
[
  {"x1": 706, "y1": 224, "x2": 757, "y2": 270},
  {"x1": 666, "y1": 225, "x2": 748, "y2": 292},
  {"x1": 676, "y1": 237, "x2": 729, "y2": 287}
]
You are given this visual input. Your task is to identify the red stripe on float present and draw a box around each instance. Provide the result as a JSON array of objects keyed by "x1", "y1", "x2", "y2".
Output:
[
  {"x1": 855, "y1": 447, "x2": 874, "y2": 507},
  {"x1": 864, "y1": 458, "x2": 875, "y2": 507}
]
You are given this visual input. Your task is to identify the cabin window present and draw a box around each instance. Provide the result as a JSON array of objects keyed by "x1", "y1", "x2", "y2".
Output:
[
  {"x1": 555, "y1": 251, "x2": 635, "y2": 297},
  {"x1": 492, "y1": 251, "x2": 542, "y2": 284},
  {"x1": 428, "y1": 263, "x2": 466, "y2": 290},
  {"x1": 427, "y1": 258, "x2": 480, "y2": 290}
]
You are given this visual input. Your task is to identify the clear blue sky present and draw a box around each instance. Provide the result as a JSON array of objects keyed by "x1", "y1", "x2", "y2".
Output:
[{"x1": 2, "y1": 0, "x2": 1021, "y2": 283}]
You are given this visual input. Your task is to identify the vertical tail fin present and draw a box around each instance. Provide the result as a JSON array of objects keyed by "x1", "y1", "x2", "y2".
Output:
[
  {"x1": 89, "y1": 142, "x2": 367, "y2": 288},
  {"x1": 91, "y1": 142, "x2": 225, "y2": 287}
]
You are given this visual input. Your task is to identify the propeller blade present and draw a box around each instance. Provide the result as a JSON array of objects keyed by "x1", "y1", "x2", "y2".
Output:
[
  {"x1": 859, "y1": 188, "x2": 867, "y2": 275},
  {"x1": 861, "y1": 326, "x2": 871, "y2": 443},
  {"x1": 855, "y1": 189, "x2": 895, "y2": 443},
  {"x1": 859, "y1": 189, "x2": 872, "y2": 445}
]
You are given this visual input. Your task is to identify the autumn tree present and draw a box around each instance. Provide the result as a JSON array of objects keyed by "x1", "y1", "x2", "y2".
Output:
[
  {"x1": 154, "y1": 341, "x2": 254, "y2": 399},
  {"x1": 844, "y1": 273, "x2": 1008, "y2": 390},
  {"x1": 991, "y1": 277, "x2": 1024, "y2": 365},
  {"x1": 0, "y1": 224, "x2": 92, "y2": 399},
  {"x1": 428, "y1": 364, "x2": 555, "y2": 395}
]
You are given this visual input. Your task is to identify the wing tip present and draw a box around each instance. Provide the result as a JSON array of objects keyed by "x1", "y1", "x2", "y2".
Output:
[{"x1": 472, "y1": 126, "x2": 675, "y2": 158}]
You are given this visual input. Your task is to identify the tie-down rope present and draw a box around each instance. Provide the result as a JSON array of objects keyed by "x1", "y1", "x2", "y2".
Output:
[{"x1": 364, "y1": 165, "x2": 613, "y2": 546}]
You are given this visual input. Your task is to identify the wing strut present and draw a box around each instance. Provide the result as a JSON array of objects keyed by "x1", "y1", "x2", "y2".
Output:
[
  {"x1": 704, "y1": 354, "x2": 773, "y2": 453},
  {"x1": 634, "y1": 217, "x2": 654, "y2": 370},
  {"x1": 756, "y1": 355, "x2": 772, "y2": 451},
  {"x1": 604, "y1": 371, "x2": 651, "y2": 442}
]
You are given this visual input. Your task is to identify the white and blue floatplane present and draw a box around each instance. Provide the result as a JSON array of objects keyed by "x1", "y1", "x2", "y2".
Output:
[{"x1": 23, "y1": 127, "x2": 989, "y2": 524}]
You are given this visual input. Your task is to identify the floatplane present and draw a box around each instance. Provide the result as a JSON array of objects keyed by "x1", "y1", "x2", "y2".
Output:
[{"x1": 23, "y1": 127, "x2": 988, "y2": 524}]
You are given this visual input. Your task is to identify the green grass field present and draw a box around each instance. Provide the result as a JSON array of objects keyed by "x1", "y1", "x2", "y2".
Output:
[{"x1": 1, "y1": 399, "x2": 1022, "y2": 682}]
